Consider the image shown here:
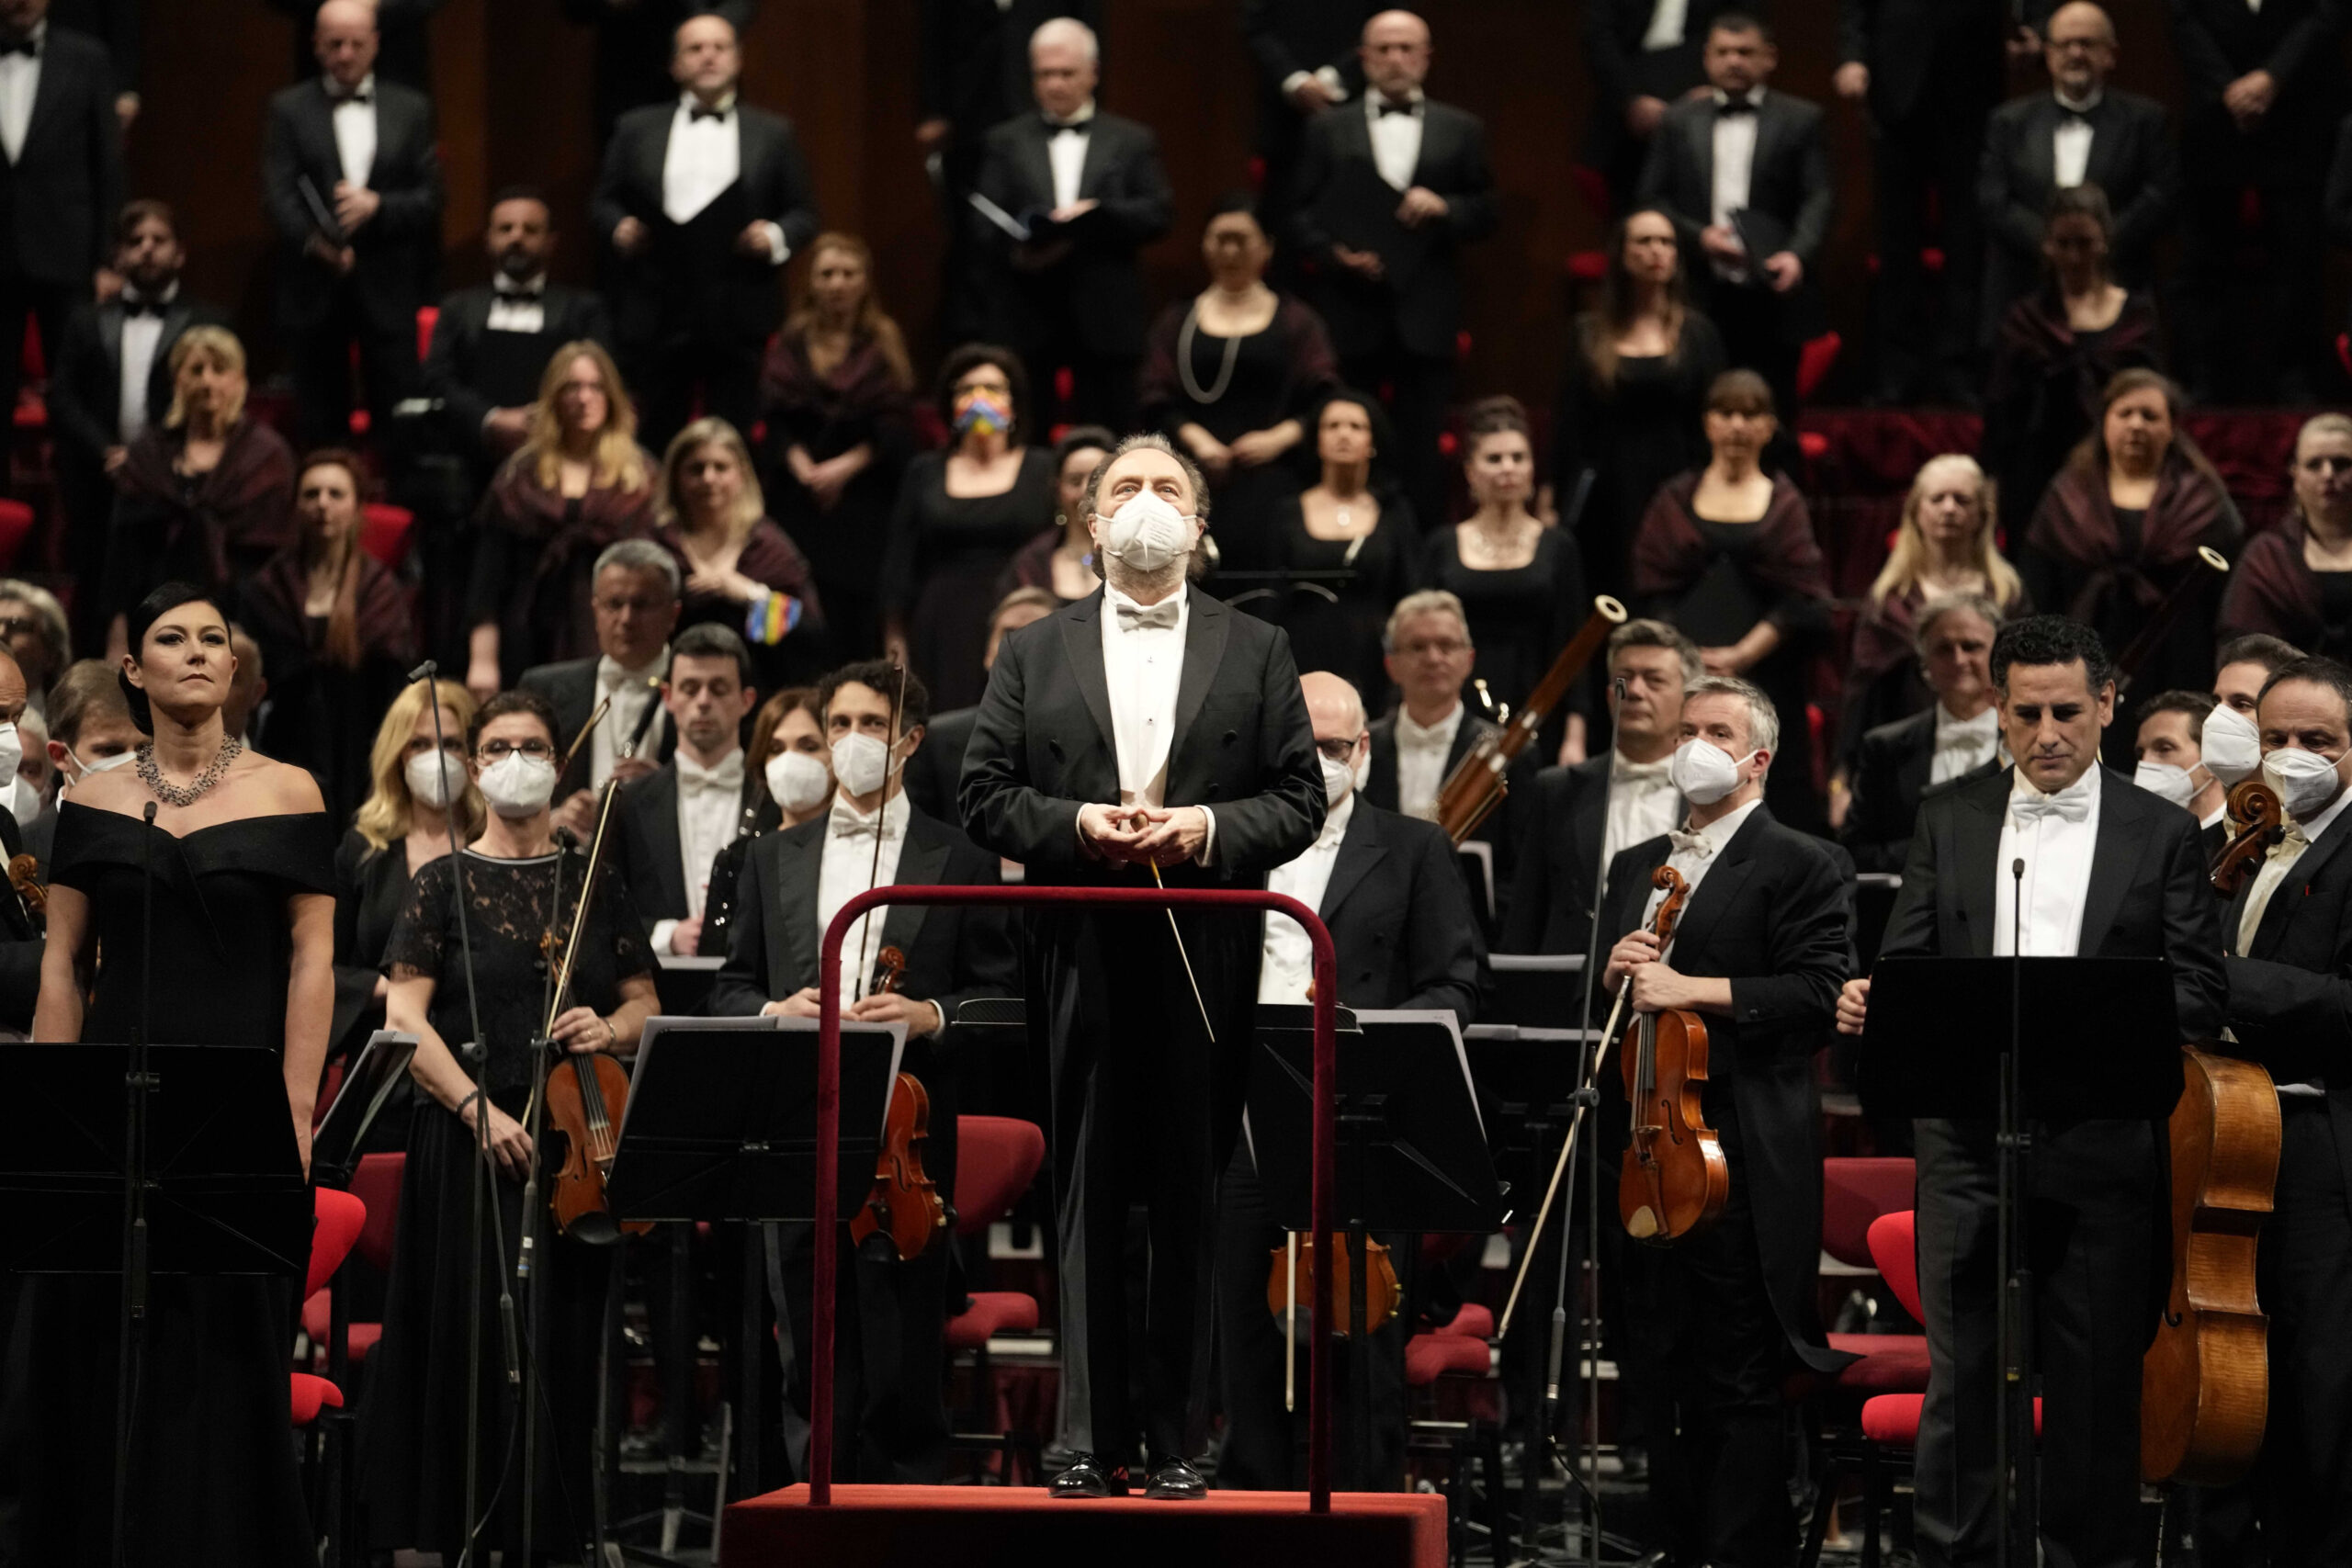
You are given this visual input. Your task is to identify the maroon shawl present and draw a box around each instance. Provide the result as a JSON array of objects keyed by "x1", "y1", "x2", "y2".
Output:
[
  {"x1": 481, "y1": 449, "x2": 656, "y2": 573},
  {"x1": 115, "y1": 418, "x2": 299, "y2": 582},
  {"x1": 1630, "y1": 470, "x2": 1832, "y2": 623},
  {"x1": 758, "y1": 331, "x2": 914, "y2": 457},
  {"x1": 657, "y1": 517, "x2": 828, "y2": 634},
  {"x1": 2218, "y1": 517, "x2": 2324, "y2": 646},
  {"x1": 243, "y1": 546, "x2": 419, "y2": 670},
  {"x1": 2024, "y1": 447, "x2": 2242, "y2": 621}
]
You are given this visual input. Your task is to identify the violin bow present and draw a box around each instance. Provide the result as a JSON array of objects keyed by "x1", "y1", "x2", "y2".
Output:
[
  {"x1": 556, "y1": 694, "x2": 614, "y2": 781},
  {"x1": 852, "y1": 660, "x2": 908, "y2": 1004}
]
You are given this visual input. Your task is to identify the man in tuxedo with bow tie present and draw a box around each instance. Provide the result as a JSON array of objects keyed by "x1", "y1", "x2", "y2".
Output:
[
  {"x1": 593, "y1": 10, "x2": 819, "y2": 449},
  {"x1": 1290, "y1": 9, "x2": 1495, "y2": 531},
  {"x1": 263, "y1": 0, "x2": 443, "y2": 450},
  {"x1": 710, "y1": 657, "x2": 1016, "y2": 1483},
  {"x1": 969, "y1": 17, "x2": 1171, "y2": 434},
  {"x1": 960, "y1": 434, "x2": 1325, "y2": 1498},
  {"x1": 1838, "y1": 615, "x2": 2226, "y2": 1568},
  {"x1": 48, "y1": 199, "x2": 225, "y2": 650},
  {"x1": 1840, "y1": 593, "x2": 2005, "y2": 874},
  {"x1": 615, "y1": 623, "x2": 758, "y2": 957},
  {"x1": 1595, "y1": 673, "x2": 1853, "y2": 1566},
  {"x1": 520, "y1": 539, "x2": 684, "y2": 834},
  {"x1": 1976, "y1": 3, "x2": 2176, "y2": 331}
]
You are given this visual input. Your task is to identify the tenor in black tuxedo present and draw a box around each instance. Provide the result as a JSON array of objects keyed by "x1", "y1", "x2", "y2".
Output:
[
  {"x1": 1977, "y1": 85, "x2": 2177, "y2": 321},
  {"x1": 1291, "y1": 94, "x2": 1496, "y2": 527},
  {"x1": 592, "y1": 95, "x2": 819, "y2": 447},
  {"x1": 1241, "y1": 0, "x2": 1373, "y2": 214},
  {"x1": 707, "y1": 800, "x2": 1017, "y2": 1482},
  {"x1": 263, "y1": 71, "x2": 444, "y2": 447},
  {"x1": 969, "y1": 108, "x2": 1172, "y2": 433},
  {"x1": 1875, "y1": 765, "x2": 2225, "y2": 1568},
  {"x1": 1594, "y1": 802, "x2": 1853, "y2": 1565},
  {"x1": 1638, "y1": 86, "x2": 1833, "y2": 419},
  {"x1": 421, "y1": 278, "x2": 612, "y2": 470},
  {"x1": 1581, "y1": 0, "x2": 1752, "y2": 211},
  {"x1": 1838, "y1": 706, "x2": 1939, "y2": 874},
  {"x1": 560, "y1": 0, "x2": 758, "y2": 143},
  {"x1": 0, "y1": 21, "x2": 119, "y2": 459},
  {"x1": 959, "y1": 585, "x2": 1324, "y2": 1477}
]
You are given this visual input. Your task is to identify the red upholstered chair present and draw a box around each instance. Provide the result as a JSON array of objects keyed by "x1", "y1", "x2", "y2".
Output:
[
  {"x1": 0, "y1": 499, "x2": 37, "y2": 571},
  {"x1": 302, "y1": 1152, "x2": 403, "y2": 1370},
  {"x1": 1405, "y1": 1298, "x2": 1506, "y2": 1567},
  {"x1": 1796, "y1": 332, "x2": 1842, "y2": 403},
  {"x1": 944, "y1": 1117, "x2": 1046, "y2": 1483},
  {"x1": 415, "y1": 304, "x2": 439, "y2": 364},
  {"x1": 293, "y1": 1187, "x2": 367, "y2": 1431},
  {"x1": 359, "y1": 502, "x2": 415, "y2": 571}
]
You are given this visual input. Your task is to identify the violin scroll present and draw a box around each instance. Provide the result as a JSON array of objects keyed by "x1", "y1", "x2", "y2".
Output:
[{"x1": 2210, "y1": 778, "x2": 2285, "y2": 897}]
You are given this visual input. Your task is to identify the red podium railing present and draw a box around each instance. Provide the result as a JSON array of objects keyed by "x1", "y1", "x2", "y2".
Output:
[{"x1": 811, "y1": 884, "x2": 1341, "y2": 1510}]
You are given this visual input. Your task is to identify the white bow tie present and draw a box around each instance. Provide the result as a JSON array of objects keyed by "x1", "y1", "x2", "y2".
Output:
[
  {"x1": 1666, "y1": 829, "x2": 1715, "y2": 861},
  {"x1": 831, "y1": 810, "x2": 897, "y2": 841},
  {"x1": 1114, "y1": 596, "x2": 1181, "y2": 632},
  {"x1": 677, "y1": 754, "x2": 742, "y2": 798},
  {"x1": 2011, "y1": 789, "x2": 2091, "y2": 826},
  {"x1": 1937, "y1": 710, "x2": 1998, "y2": 750},
  {"x1": 1613, "y1": 758, "x2": 1673, "y2": 786}
]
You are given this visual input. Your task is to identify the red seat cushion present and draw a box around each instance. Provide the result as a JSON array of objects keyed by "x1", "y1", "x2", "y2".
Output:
[
  {"x1": 1826, "y1": 1333, "x2": 1931, "y2": 1393},
  {"x1": 945, "y1": 1291, "x2": 1038, "y2": 1351},
  {"x1": 289, "y1": 1371, "x2": 344, "y2": 1427},
  {"x1": 1404, "y1": 1332, "x2": 1489, "y2": 1386},
  {"x1": 1437, "y1": 1303, "x2": 1493, "y2": 1340},
  {"x1": 307, "y1": 1188, "x2": 367, "y2": 1299},
  {"x1": 300, "y1": 1291, "x2": 384, "y2": 1365},
  {"x1": 1867, "y1": 1213, "x2": 1922, "y2": 1323},
  {"x1": 952, "y1": 1117, "x2": 1046, "y2": 1235},
  {"x1": 1821, "y1": 1157, "x2": 1916, "y2": 1269},
  {"x1": 350, "y1": 1152, "x2": 405, "y2": 1272},
  {"x1": 360, "y1": 502, "x2": 415, "y2": 570},
  {"x1": 1861, "y1": 1391, "x2": 2039, "y2": 1447}
]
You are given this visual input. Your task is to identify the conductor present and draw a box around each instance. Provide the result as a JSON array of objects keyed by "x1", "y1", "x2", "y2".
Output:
[{"x1": 960, "y1": 434, "x2": 1325, "y2": 1499}]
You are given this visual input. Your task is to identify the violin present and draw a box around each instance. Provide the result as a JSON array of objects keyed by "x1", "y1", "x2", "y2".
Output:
[
  {"x1": 1265, "y1": 1233, "x2": 1400, "y2": 1339},
  {"x1": 7, "y1": 852, "x2": 44, "y2": 928},
  {"x1": 1617, "y1": 864, "x2": 1728, "y2": 1243},
  {"x1": 847, "y1": 945, "x2": 953, "y2": 1261},
  {"x1": 2210, "y1": 777, "x2": 2285, "y2": 897}
]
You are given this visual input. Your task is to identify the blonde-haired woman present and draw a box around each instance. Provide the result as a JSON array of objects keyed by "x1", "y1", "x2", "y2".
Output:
[
  {"x1": 105, "y1": 325, "x2": 297, "y2": 647},
  {"x1": 465, "y1": 341, "x2": 654, "y2": 694},
  {"x1": 653, "y1": 416, "x2": 828, "y2": 691},
  {"x1": 1835, "y1": 454, "x2": 2027, "y2": 813},
  {"x1": 329, "y1": 678, "x2": 481, "y2": 1144}
]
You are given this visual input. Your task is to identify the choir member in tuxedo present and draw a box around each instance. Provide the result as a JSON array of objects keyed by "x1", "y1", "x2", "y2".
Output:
[
  {"x1": 1290, "y1": 9, "x2": 1496, "y2": 531},
  {"x1": 262, "y1": 0, "x2": 443, "y2": 450},
  {"x1": 1501, "y1": 617, "x2": 1695, "y2": 955},
  {"x1": 465, "y1": 343, "x2": 657, "y2": 693},
  {"x1": 2170, "y1": 0, "x2": 2346, "y2": 403},
  {"x1": 266, "y1": 0, "x2": 437, "y2": 94},
  {"x1": 592, "y1": 11, "x2": 819, "y2": 449},
  {"x1": 614, "y1": 623, "x2": 757, "y2": 955},
  {"x1": 0, "y1": 649, "x2": 43, "y2": 1033},
  {"x1": 1837, "y1": 615, "x2": 2227, "y2": 1568},
  {"x1": 959, "y1": 434, "x2": 1326, "y2": 1496},
  {"x1": 1637, "y1": 14, "x2": 1831, "y2": 427},
  {"x1": 710, "y1": 660, "x2": 1016, "y2": 1482},
  {"x1": 243, "y1": 449, "x2": 419, "y2": 824},
  {"x1": 901, "y1": 586, "x2": 1056, "y2": 826},
  {"x1": 1597, "y1": 673, "x2": 1853, "y2": 1566},
  {"x1": 49, "y1": 0, "x2": 135, "y2": 130},
  {"x1": 2219, "y1": 412, "x2": 2352, "y2": 662},
  {"x1": 1242, "y1": 0, "x2": 1373, "y2": 219},
  {"x1": 2131, "y1": 687, "x2": 2227, "y2": 854},
  {"x1": 103, "y1": 326, "x2": 297, "y2": 639},
  {"x1": 653, "y1": 417, "x2": 826, "y2": 694},
  {"x1": 1582, "y1": 0, "x2": 1751, "y2": 215},
  {"x1": 562, "y1": 0, "x2": 755, "y2": 145},
  {"x1": 1840, "y1": 593, "x2": 2005, "y2": 874},
  {"x1": 1977, "y1": 6, "x2": 2175, "y2": 329},
  {"x1": 517, "y1": 538, "x2": 682, "y2": 834},
  {"x1": 970, "y1": 17, "x2": 1172, "y2": 434},
  {"x1": 0, "y1": 0, "x2": 119, "y2": 476},
  {"x1": 1834, "y1": 0, "x2": 2029, "y2": 403},
  {"x1": 696, "y1": 684, "x2": 830, "y2": 958},
  {"x1": 1216, "y1": 670, "x2": 1482, "y2": 1491},
  {"x1": 49, "y1": 200, "x2": 225, "y2": 651}
]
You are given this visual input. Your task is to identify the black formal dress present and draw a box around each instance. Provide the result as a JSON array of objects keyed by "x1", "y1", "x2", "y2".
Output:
[
  {"x1": 330, "y1": 828, "x2": 432, "y2": 1143},
  {"x1": 104, "y1": 419, "x2": 300, "y2": 625},
  {"x1": 959, "y1": 586, "x2": 1325, "y2": 1467},
  {"x1": 2219, "y1": 515, "x2": 2352, "y2": 660},
  {"x1": 1553, "y1": 309, "x2": 1727, "y2": 600},
  {"x1": 360, "y1": 848, "x2": 651, "y2": 1559},
  {"x1": 1976, "y1": 89, "x2": 2177, "y2": 328},
  {"x1": 1266, "y1": 490, "x2": 1419, "y2": 707},
  {"x1": 882, "y1": 447, "x2": 1057, "y2": 713},
  {"x1": 1421, "y1": 524, "x2": 1588, "y2": 761},
  {"x1": 1877, "y1": 767, "x2": 2226, "y2": 1568},
  {"x1": 0, "y1": 804, "x2": 335, "y2": 1568}
]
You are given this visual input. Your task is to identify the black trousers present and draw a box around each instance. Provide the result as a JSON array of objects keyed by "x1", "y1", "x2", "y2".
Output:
[
  {"x1": 1340, "y1": 341, "x2": 1453, "y2": 534},
  {"x1": 624, "y1": 328, "x2": 764, "y2": 456},
  {"x1": 1913, "y1": 1116, "x2": 2161, "y2": 1568},
  {"x1": 2177, "y1": 179, "x2": 2326, "y2": 404},
  {"x1": 288, "y1": 286, "x2": 422, "y2": 452},
  {"x1": 0, "y1": 274, "x2": 72, "y2": 500},
  {"x1": 2254, "y1": 1094, "x2": 2352, "y2": 1566},
  {"x1": 765, "y1": 1219, "x2": 955, "y2": 1485},
  {"x1": 1868, "y1": 101, "x2": 1988, "y2": 400}
]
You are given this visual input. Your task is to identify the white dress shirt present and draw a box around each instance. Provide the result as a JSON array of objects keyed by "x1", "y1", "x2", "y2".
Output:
[
  {"x1": 1709, "y1": 88, "x2": 1762, "y2": 225},
  {"x1": 1393, "y1": 702, "x2": 1463, "y2": 822},
  {"x1": 648, "y1": 749, "x2": 746, "y2": 953},
  {"x1": 486, "y1": 273, "x2": 548, "y2": 336},
  {"x1": 1930, "y1": 704, "x2": 2003, "y2": 785},
  {"x1": 2051, "y1": 87, "x2": 2100, "y2": 190},
  {"x1": 1097, "y1": 584, "x2": 1217, "y2": 861},
  {"x1": 1639, "y1": 797, "x2": 1764, "y2": 937},
  {"x1": 1603, "y1": 752, "x2": 1682, "y2": 878},
  {"x1": 1045, "y1": 100, "x2": 1095, "y2": 212},
  {"x1": 0, "y1": 21, "x2": 41, "y2": 165},
  {"x1": 664, "y1": 94, "x2": 789, "y2": 262},
  {"x1": 817, "y1": 791, "x2": 910, "y2": 1004},
  {"x1": 1365, "y1": 87, "x2": 1425, "y2": 193},
  {"x1": 592, "y1": 649, "x2": 671, "y2": 791},
  {"x1": 1641, "y1": 0, "x2": 1690, "y2": 51},
  {"x1": 1261, "y1": 789, "x2": 1354, "y2": 1004},
  {"x1": 330, "y1": 71, "x2": 377, "y2": 189},
  {"x1": 1994, "y1": 766, "x2": 2101, "y2": 957},
  {"x1": 116, "y1": 281, "x2": 177, "y2": 445}
]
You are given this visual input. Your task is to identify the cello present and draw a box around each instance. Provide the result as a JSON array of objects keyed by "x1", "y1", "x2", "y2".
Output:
[{"x1": 1616, "y1": 865, "x2": 1728, "y2": 1243}]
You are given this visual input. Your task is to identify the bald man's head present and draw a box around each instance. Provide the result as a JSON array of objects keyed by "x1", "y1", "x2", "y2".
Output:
[
  {"x1": 1301, "y1": 671, "x2": 1368, "y2": 806},
  {"x1": 0, "y1": 649, "x2": 26, "y2": 727},
  {"x1": 314, "y1": 0, "x2": 379, "y2": 87},
  {"x1": 2044, "y1": 3, "x2": 2116, "y2": 96},
  {"x1": 1362, "y1": 10, "x2": 1431, "y2": 100}
]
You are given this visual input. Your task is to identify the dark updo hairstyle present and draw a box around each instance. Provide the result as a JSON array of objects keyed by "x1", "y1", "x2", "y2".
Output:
[
  {"x1": 119, "y1": 580, "x2": 228, "y2": 735},
  {"x1": 1458, "y1": 395, "x2": 1533, "y2": 463},
  {"x1": 466, "y1": 688, "x2": 560, "y2": 755},
  {"x1": 934, "y1": 343, "x2": 1031, "y2": 449}
]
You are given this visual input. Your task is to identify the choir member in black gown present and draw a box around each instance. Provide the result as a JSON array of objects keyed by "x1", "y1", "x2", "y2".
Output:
[
  {"x1": 466, "y1": 340, "x2": 657, "y2": 694},
  {"x1": 362, "y1": 689, "x2": 657, "y2": 1560},
  {"x1": 1422, "y1": 397, "x2": 1589, "y2": 763},
  {"x1": 1001, "y1": 424, "x2": 1117, "y2": 604},
  {"x1": 1632, "y1": 369, "x2": 1833, "y2": 829},
  {"x1": 2220, "y1": 412, "x2": 2352, "y2": 660},
  {"x1": 1553, "y1": 207, "x2": 1727, "y2": 601},
  {"x1": 1272, "y1": 389, "x2": 1419, "y2": 706},
  {"x1": 4, "y1": 582, "x2": 334, "y2": 1568},
  {"x1": 882, "y1": 344, "x2": 1057, "y2": 710},
  {"x1": 245, "y1": 449, "x2": 421, "y2": 822},
  {"x1": 760, "y1": 233, "x2": 917, "y2": 660},
  {"x1": 1139, "y1": 195, "x2": 1338, "y2": 571},
  {"x1": 654, "y1": 416, "x2": 828, "y2": 691},
  {"x1": 696, "y1": 684, "x2": 831, "y2": 958}
]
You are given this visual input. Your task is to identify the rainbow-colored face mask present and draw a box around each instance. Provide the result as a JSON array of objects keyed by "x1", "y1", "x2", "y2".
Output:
[{"x1": 954, "y1": 389, "x2": 1013, "y2": 436}]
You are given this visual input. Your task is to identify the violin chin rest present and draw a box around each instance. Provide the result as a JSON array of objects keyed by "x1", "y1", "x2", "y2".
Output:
[
  {"x1": 566, "y1": 1212, "x2": 621, "y2": 1247},
  {"x1": 1625, "y1": 1206, "x2": 1658, "y2": 1240}
]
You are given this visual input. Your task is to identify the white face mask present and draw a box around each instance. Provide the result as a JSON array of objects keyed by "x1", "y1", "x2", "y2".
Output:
[
  {"x1": 404, "y1": 748, "x2": 461, "y2": 810},
  {"x1": 1095, "y1": 491, "x2": 1198, "y2": 576},
  {"x1": 477, "y1": 752, "x2": 558, "y2": 818},
  {"x1": 831, "y1": 731, "x2": 899, "y2": 799},
  {"x1": 62, "y1": 745, "x2": 134, "y2": 795},
  {"x1": 2132, "y1": 759, "x2": 2200, "y2": 811},
  {"x1": 2202, "y1": 701, "x2": 2262, "y2": 785},
  {"x1": 2263, "y1": 746, "x2": 2347, "y2": 823},
  {"x1": 765, "y1": 749, "x2": 832, "y2": 815},
  {"x1": 1668, "y1": 737, "x2": 1757, "y2": 807},
  {"x1": 1319, "y1": 753, "x2": 1355, "y2": 807},
  {"x1": 4, "y1": 776, "x2": 32, "y2": 826},
  {"x1": 0, "y1": 724, "x2": 23, "y2": 794}
]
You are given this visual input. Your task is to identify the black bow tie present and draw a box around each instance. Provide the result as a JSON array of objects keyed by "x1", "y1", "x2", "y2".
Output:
[
  {"x1": 2058, "y1": 105, "x2": 2093, "y2": 125},
  {"x1": 493, "y1": 281, "x2": 543, "y2": 301},
  {"x1": 1043, "y1": 117, "x2": 1088, "y2": 134},
  {"x1": 1716, "y1": 96, "x2": 1756, "y2": 117},
  {"x1": 120, "y1": 296, "x2": 166, "y2": 319},
  {"x1": 1374, "y1": 98, "x2": 1415, "y2": 117},
  {"x1": 330, "y1": 85, "x2": 369, "y2": 105},
  {"x1": 688, "y1": 103, "x2": 728, "y2": 123},
  {"x1": 0, "y1": 37, "x2": 36, "y2": 59}
]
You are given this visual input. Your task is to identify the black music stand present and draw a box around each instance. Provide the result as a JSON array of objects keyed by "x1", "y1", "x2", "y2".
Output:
[
  {"x1": 651, "y1": 954, "x2": 724, "y2": 1019},
  {"x1": 604, "y1": 1015, "x2": 903, "y2": 1562},
  {"x1": 1483, "y1": 953, "x2": 1588, "y2": 1034},
  {"x1": 1859, "y1": 956, "x2": 2182, "y2": 1568}
]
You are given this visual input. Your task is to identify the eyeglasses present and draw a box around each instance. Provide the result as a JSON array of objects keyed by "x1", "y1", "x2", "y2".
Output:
[
  {"x1": 1315, "y1": 738, "x2": 1362, "y2": 764},
  {"x1": 477, "y1": 739, "x2": 555, "y2": 762},
  {"x1": 1397, "y1": 638, "x2": 1469, "y2": 659},
  {"x1": 593, "y1": 595, "x2": 668, "y2": 616}
]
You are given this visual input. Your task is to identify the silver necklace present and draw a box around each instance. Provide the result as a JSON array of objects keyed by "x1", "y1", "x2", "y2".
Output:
[
  {"x1": 136, "y1": 737, "x2": 244, "y2": 808},
  {"x1": 1176, "y1": 302, "x2": 1244, "y2": 405}
]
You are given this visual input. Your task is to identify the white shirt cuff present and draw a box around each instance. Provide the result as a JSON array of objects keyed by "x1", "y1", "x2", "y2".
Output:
[
  {"x1": 1196, "y1": 806, "x2": 1217, "y2": 867},
  {"x1": 760, "y1": 220, "x2": 789, "y2": 265},
  {"x1": 650, "y1": 917, "x2": 682, "y2": 954},
  {"x1": 1282, "y1": 69, "x2": 1314, "y2": 96},
  {"x1": 1315, "y1": 66, "x2": 1348, "y2": 100}
]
